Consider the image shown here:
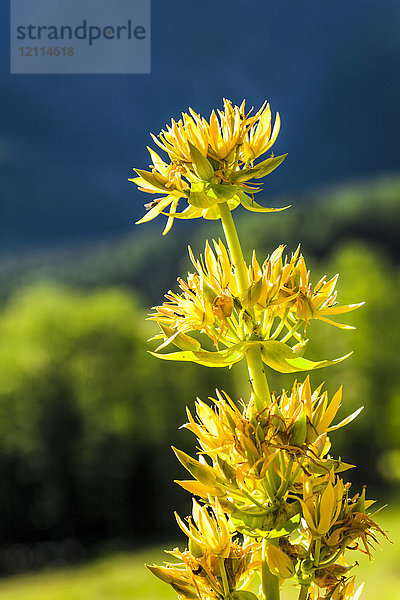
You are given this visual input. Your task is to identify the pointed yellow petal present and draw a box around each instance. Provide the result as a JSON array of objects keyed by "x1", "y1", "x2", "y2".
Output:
[
  {"x1": 317, "y1": 386, "x2": 343, "y2": 434},
  {"x1": 328, "y1": 406, "x2": 364, "y2": 432},
  {"x1": 318, "y1": 482, "x2": 336, "y2": 534}
]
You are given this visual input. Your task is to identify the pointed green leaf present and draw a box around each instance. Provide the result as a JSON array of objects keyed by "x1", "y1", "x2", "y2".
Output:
[
  {"x1": 135, "y1": 196, "x2": 174, "y2": 225},
  {"x1": 263, "y1": 513, "x2": 301, "y2": 539},
  {"x1": 240, "y1": 278, "x2": 264, "y2": 308},
  {"x1": 187, "y1": 141, "x2": 214, "y2": 181},
  {"x1": 230, "y1": 154, "x2": 287, "y2": 183},
  {"x1": 206, "y1": 182, "x2": 240, "y2": 202},
  {"x1": 290, "y1": 407, "x2": 307, "y2": 446},
  {"x1": 158, "y1": 325, "x2": 202, "y2": 351},
  {"x1": 133, "y1": 168, "x2": 169, "y2": 191},
  {"x1": 239, "y1": 192, "x2": 290, "y2": 213},
  {"x1": 285, "y1": 353, "x2": 352, "y2": 372},
  {"x1": 149, "y1": 343, "x2": 247, "y2": 367},
  {"x1": 258, "y1": 340, "x2": 352, "y2": 374},
  {"x1": 231, "y1": 592, "x2": 260, "y2": 600},
  {"x1": 252, "y1": 153, "x2": 288, "y2": 178},
  {"x1": 307, "y1": 458, "x2": 355, "y2": 476},
  {"x1": 170, "y1": 583, "x2": 198, "y2": 599},
  {"x1": 162, "y1": 205, "x2": 203, "y2": 220}
]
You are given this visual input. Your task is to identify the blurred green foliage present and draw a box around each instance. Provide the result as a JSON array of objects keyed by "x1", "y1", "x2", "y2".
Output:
[
  {"x1": 0, "y1": 284, "x2": 231, "y2": 551},
  {"x1": 0, "y1": 175, "x2": 399, "y2": 563}
]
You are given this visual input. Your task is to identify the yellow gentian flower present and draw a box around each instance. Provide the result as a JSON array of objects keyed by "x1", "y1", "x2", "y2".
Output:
[
  {"x1": 175, "y1": 498, "x2": 232, "y2": 559},
  {"x1": 300, "y1": 472, "x2": 344, "y2": 537},
  {"x1": 130, "y1": 99, "x2": 288, "y2": 234}
]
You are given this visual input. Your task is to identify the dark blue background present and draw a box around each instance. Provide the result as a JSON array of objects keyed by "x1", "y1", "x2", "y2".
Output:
[{"x1": 1, "y1": 0, "x2": 399, "y2": 250}]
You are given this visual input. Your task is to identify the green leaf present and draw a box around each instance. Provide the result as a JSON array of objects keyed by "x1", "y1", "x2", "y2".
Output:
[
  {"x1": 231, "y1": 592, "x2": 259, "y2": 600},
  {"x1": 239, "y1": 192, "x2": 291, "y2": 214},
  {"x1": 205, "y1": 182, "x2": 240, "y2": 202},
  {"x1": 163, "y1": 205, "x2": 203, "y2": 220},
  {"x1": 285, "y1": 354, "x2": 352, "y2": 372},
  {"x1": 188, "y1": 181, "x2": 217, "y2": 208},
  {"x1": 307, "y1": 458, "x2": 355, "y2": 476},
  {"x1": 230, "y1": 154, "x2": 287, "y2": 183},
  {"x1": 159, "y1": 325, "x2": 201, "y2": 351},
  {"x1": 149, "y1": 342, "x2": 247, "y2": 367},
  {"x1": 240, "y1": 278, "x2": 263, "y2": 308},
  {"x1": 262, "y1": 513, "x2": 301, "y2": 539},
  {"x1": 133, "y1": 168, "x2": 169, "y2": 191},
  {"x1": 290, "y1": 407, "x2": 307, "y2": 446},
  {"x1": 135, "y1": 195, "x2": 175, "y2": 225},
  {"x1": 258, "y1": 340, "x2": 352, "y2": 374},
  {"x1": 170, "y1": 583, "x2": 198, "y2": 599},
  {"x1": 252, "y1": 153, "x2": 288, "y2": 178},
  {"x1": 187, "y1": 142, "x2": 214, "y2": 181}
]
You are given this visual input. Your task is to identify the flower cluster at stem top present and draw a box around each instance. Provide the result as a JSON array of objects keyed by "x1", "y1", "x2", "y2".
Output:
[{"x1": 130, "y1": 99, "x2": 288, "y2": 234}]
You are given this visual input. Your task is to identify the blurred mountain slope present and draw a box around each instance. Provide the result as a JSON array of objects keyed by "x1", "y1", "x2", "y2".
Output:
[
  {"x1": 0, "y1": 174, "x2": 398, "y2": 305},
  {"x1": 0, "y1": 0, "x2": 399, "y2": 249}
]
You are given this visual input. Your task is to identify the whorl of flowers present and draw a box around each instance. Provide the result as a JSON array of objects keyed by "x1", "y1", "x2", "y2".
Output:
[
  {"x1": 151, "y1": 384, "x2": 386, "y2": 600},
  {"x1": 130, "y1": 99, "x2": 288, "y2": 234},
  {"x1": 148, "y1": 241, "x2": 363, "y2": 373},
  {"x1": 147, "y1": 499, "x2": 259, "y2": 600}
]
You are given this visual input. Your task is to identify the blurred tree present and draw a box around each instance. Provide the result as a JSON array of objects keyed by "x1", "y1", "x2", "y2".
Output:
[{"x1": 0, "y1": 283, "x2": 231, "y2": 550}]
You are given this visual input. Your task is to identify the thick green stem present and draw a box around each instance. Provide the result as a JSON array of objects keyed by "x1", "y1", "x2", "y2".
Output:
[
  {"x1": 217, "y1": 202, "x2": 271, "y2": 409},
  {"x1": 313, "y1": 537, "x2": 321, "y2": 567},
  {"x1": 298, "y1": 585, "x2": 310, "y2": 600},
  {"x1": 246, "y1": 343, "x2": 271, "y2": 409},
  {"x1": 218, "y1": 558, "x2": 230, "y2": 597},
  {"x1": 218, "y1": 202, "x2": 278, "y2": 598},
  {"x1": 217, "y1": 201, "x2": 249, "y2": 293},
  {"x1": 262, "y1": 538, "x2": 280, "y2": 600}
]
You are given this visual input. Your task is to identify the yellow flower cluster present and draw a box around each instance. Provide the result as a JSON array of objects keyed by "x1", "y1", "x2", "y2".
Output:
[
  {"x1": 130, "y1": 99, "x2": 288, "y2": 233},
  {"x1": 171, "y1": 383, "x2": 384, "y2": 598},
  {"x1": 154, "y1": 99, "x2": 280, "y2": 164},
  {"x1": 149, "y1": 241, "x2": 362, "y2": 372},
  {"x1": 174, "y1": 379, "x2": 359, "y2": 515},
  {"x1": 244, "y1": 244, "x2": 363, "y2": 331},
  {"x1": 147, "y1": 499, "x2": 257, "y2": 600}
]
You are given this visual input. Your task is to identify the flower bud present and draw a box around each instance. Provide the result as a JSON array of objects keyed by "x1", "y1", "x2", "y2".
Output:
[
  {"x1": 172, "y1": 447, "x2": 217, "y2": 485},
  {"x1": 290, "y1": 407, "x2": 307, "y2": 447}
]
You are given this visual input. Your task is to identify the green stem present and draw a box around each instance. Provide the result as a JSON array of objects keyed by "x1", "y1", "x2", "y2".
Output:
[
  {"x1": 217, "y1": 201, "x2": 271, "y2": 411},
  {"x1": 262, "y1": 538, "x2": 280, "y2": 600},
  {"x1": 218, "y1": 201, "x2": 277, "y2": 600},
  {"x1": 298, "y1": 585, "x2": 310, "y2": 600},
  {"x1": 246, "y1": 343, "x2": 271, "y2": 409},
  {"x1": 218, "y1": 558, "x2": 230, "y2": 597},
  {"x1": 318, "y1": 539, "x2": 350, "y2": 567},
  {"x1": 217, "y1": 201, "x2": 249, "y2": 293},
  {"x1": 313, "y1": 537, "x2": 321, "y2": 567}
]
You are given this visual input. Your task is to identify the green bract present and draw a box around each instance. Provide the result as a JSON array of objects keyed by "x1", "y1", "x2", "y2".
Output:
[{"x1": 150, "y1": 339, "x2": 351, "y2": 373}]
